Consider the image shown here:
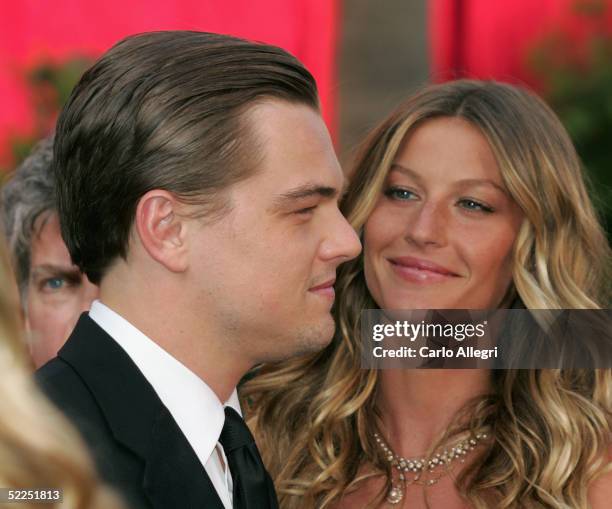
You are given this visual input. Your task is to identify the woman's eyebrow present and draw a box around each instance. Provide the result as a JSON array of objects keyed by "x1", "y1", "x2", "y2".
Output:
[
  {"x1": 390, "y1": 163, "x2": 507, "y2": 194},
  {"x1": 389, "y1": 163, "x2": 424, "y2": 184}
]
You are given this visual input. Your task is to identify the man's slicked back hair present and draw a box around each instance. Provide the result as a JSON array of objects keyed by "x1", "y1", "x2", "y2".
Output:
[{"x1": 53, "y1": 31, "x2": 319, "y2": 284}]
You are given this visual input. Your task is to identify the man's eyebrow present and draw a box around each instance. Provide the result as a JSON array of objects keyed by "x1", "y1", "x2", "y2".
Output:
[
  {"x1": 271, "y1": 183, "x2": 340, "y2": 210},
  {"x1": 30, "y1": 265, "x2": 82, "y2": 278}
]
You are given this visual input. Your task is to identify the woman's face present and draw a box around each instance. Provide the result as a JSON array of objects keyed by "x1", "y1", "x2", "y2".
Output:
[{"x1": 363, "y1": 116, "x2": 523, "y2": 310}]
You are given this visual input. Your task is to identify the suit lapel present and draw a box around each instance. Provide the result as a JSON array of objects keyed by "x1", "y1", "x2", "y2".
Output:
[
  {"x1": 59, "y1": 314, "x2": 225, "y2": 509},
  {"x1": 143, "y1": 406, "x2": 224, "y2": 509}
]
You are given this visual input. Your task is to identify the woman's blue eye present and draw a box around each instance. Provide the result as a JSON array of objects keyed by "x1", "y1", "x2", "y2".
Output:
[
  {"x1": 384, "y1": 187, "x2": 417, "y2": 201},
  {"x1": 458, "y1": 199, "x2": 494, "y2": 213}
]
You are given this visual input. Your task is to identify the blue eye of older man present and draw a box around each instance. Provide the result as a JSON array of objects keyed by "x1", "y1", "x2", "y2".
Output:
[
  {"x1": 44, "y1": 278, "x2": 65, "y2": 290},
  {"x1": 458, "y1": 199, "x2": 494, "y2": 213},
  {"x1": 384, "y1": 187, "x2": 416, "y2": 201}
]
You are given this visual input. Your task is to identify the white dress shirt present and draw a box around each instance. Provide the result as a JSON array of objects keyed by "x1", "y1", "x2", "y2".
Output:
[{"x1": 89, "y1": 300, "x2": 237, "y2": 509}]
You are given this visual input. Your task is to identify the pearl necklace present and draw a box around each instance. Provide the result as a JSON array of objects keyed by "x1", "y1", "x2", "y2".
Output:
[{"x1": 373, "y1": 431, "x2": 488, "y2": 505}]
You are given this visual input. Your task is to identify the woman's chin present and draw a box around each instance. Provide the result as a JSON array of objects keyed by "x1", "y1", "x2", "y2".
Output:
[{"x1": 377, "y1": 290, "x2": 459, "y2": 310}]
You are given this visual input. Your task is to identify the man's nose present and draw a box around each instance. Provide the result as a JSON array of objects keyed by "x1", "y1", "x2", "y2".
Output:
[{"x1": 319, "y1": 210, "x2": 362, "y2": 263}]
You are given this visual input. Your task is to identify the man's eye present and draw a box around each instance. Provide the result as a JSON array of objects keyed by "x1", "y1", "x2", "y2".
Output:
[
  {"x1": 457, "y1": 199, "x2": 494, "y2": 213},
  {"x1": 42, "y1": 277, "x2": 66, "y2": 291},
  {"x1": 384, "y1": 187, "x2": 418, "y2": 201},
  {"x1": 294, "y1": 206, "x2": 317, "y2": 215}
]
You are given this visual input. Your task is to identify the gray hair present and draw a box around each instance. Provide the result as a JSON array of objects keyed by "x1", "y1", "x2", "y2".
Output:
[{"x1": 1, "y1": 136, "x2": 56, "y2": 299}]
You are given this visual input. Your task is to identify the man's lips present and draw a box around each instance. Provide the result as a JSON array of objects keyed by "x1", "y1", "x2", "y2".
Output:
[
  {"x1": 309, "y1": 278, "x2": 336, "y2": 298},
  {"x1": 388, "y1": 256, "x2": 460, "y2": 283}
]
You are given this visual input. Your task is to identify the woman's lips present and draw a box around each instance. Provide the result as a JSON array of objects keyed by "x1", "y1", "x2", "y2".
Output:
[{"x1": 388, "y1": 256, "x2": 460, "y2": 284}]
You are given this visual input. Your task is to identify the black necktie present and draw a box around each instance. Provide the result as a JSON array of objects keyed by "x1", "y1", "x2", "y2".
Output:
[{"x1": 219, "y1": 407, "x2": 279, "y2": 509}]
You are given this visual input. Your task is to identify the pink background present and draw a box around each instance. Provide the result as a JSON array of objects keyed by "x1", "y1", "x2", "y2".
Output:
[
  {"x1": 0, "y1": 0, "x2": 339, "y2": 166},
  {"x1": 430, "y1": 0, "x2": 612, "y2": 84}
]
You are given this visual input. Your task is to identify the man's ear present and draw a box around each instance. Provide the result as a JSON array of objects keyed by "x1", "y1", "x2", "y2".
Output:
[{"x1": 135, "y1": 190, "x2": 189, "y2": 273}]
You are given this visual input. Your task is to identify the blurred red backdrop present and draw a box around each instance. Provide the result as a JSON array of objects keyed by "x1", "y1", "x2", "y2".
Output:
[
  {"x1": 430, "y1": 0, "x2": 612, "y2": 85},
  {"x1": 0, "y1": 0, "x2": 339, "y2": 168}
]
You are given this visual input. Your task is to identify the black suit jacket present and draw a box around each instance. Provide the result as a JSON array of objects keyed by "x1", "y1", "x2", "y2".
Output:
[{"x1": 36, "y1": 313, "x2": 227, "y2": 509}]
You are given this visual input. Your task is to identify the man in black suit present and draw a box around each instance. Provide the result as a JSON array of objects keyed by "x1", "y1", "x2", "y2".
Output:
[{"x1": 36, "y1": 31, "x2": 361, "y2": 509}]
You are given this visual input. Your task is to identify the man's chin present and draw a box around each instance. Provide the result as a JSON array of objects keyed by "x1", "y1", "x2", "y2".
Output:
[
  {"x1": 291, "y1": 315, "x2": 335, "y2": 356},
  {"x1": 262, "y1": 316, "x2": 336, "y2": 363}
]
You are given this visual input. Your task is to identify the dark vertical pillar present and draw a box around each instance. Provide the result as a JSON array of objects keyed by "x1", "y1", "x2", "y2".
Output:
[
  {"x1": 338, "y1": 0, "x2": 430, "y2": 163},
  {"x1": 452, "y1": 0, "x2": 466, "y2": 77}
]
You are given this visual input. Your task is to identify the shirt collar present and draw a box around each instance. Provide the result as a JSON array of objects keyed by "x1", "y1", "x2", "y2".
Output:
[{"x1": 88, "y1": 299, "x2": 240, "y2": 469}]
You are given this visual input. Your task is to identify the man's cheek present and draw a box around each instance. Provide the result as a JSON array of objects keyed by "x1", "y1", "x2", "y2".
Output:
[
  {"x1": 60, "y1": 313, "x2": 80, "y2": 344},
  {"x1": 27, "y1": 300, "x2": 53, "y2": 333},
  {"x1": 29, "y1": 297, "x2": 70, "y2": 332},
  {"x1": 260, "y1": 287, "x2": 296, "y2": 314}
]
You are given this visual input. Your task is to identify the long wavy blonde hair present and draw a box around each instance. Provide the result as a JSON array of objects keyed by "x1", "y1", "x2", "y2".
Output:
[
  {"x1": 243, "y1": 81, "x2": 612, "y2": 508},
  {"x1": 0, "y1": 240, "x2": 124, "y2": 508}
]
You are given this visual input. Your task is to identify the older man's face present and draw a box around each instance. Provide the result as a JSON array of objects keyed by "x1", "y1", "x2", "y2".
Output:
[{"x1": 25, "y1": 212, "x2": 99, "y2": 367}]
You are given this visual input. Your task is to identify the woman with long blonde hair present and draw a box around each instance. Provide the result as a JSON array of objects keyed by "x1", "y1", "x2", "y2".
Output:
[
  {"x1": 0, "y1": 239, "x2": 123, "y2": 508},
  {"x1": 243, "y1": 80, "x2": 612, "y2": 508}
]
